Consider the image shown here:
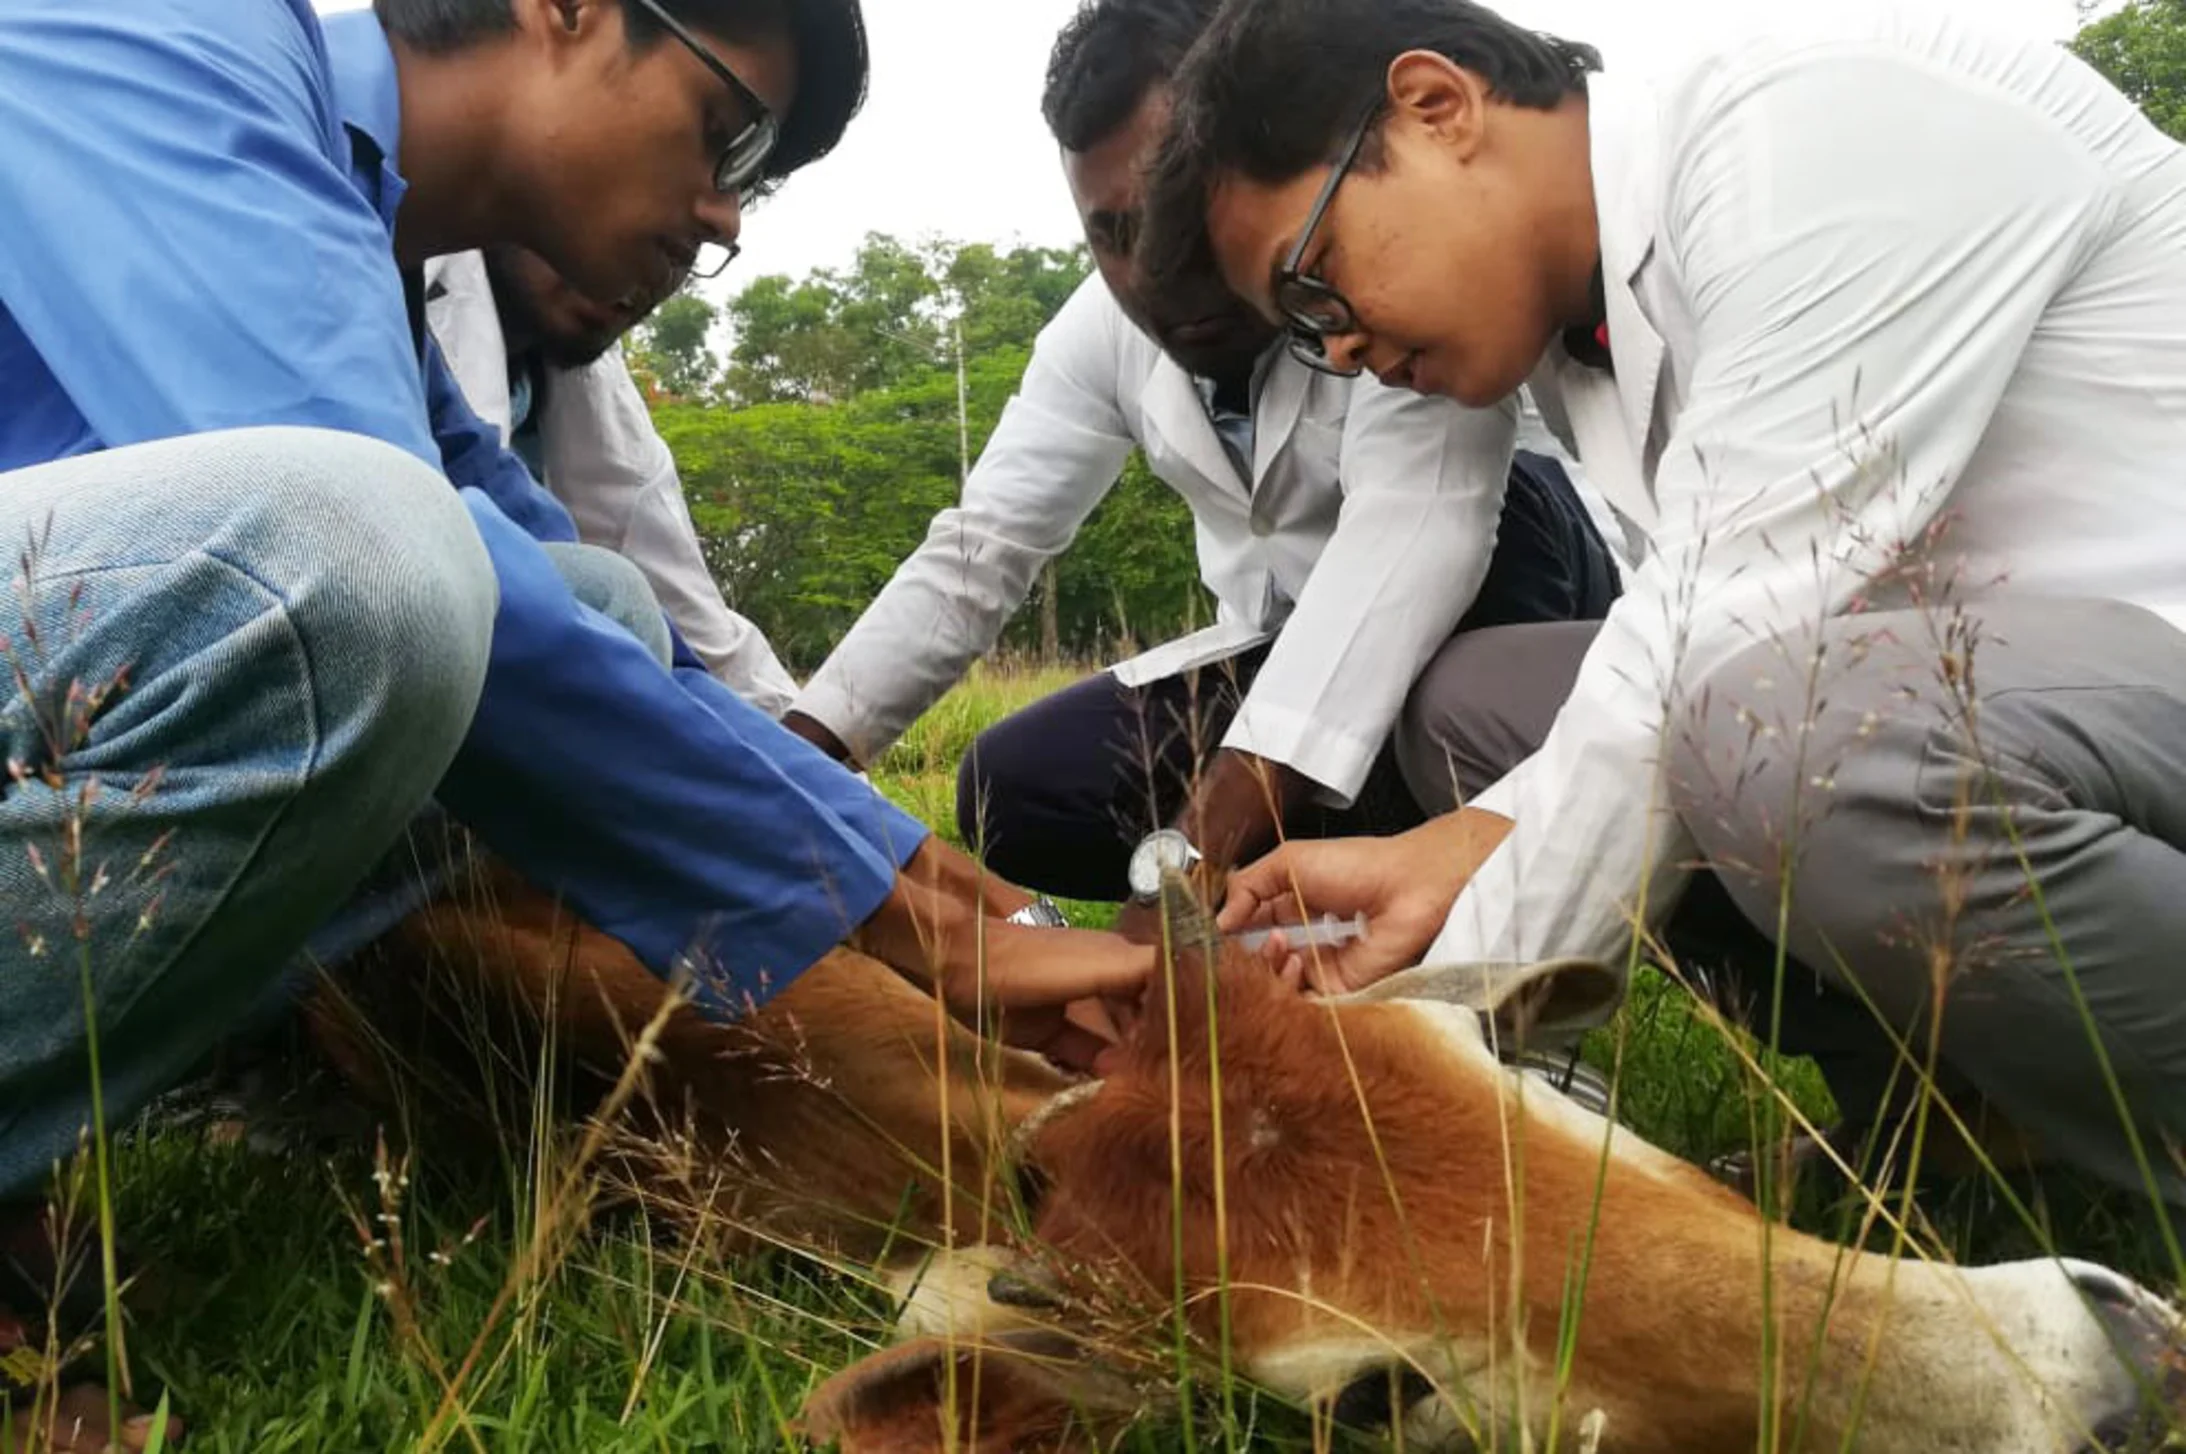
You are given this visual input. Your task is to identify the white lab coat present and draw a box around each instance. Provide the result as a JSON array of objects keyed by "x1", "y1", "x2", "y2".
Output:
[
  {"x1": 424, "y1": 252, "x2": 800, "y2": 717},
  {"x1": 794, "y1": 275, "x2": 1521, "y2": 802},
  {"x1": 1431, "y1": 5, "x2": 2186, "y2": 970}
]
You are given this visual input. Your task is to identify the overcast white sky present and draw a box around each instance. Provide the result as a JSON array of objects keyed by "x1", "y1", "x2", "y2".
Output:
[{"x1": 322, "y1": 0, "x2": 2093, "y2": 321}]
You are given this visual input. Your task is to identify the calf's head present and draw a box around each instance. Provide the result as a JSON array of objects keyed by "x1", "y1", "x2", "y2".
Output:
[{"x1": 808, "y1": 942, "x2": 2185, "y2": 1453}]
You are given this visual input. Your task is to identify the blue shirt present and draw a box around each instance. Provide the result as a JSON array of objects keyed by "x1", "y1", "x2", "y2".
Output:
[{"x1": 0, "y1": 0, "x2": 928, "y2": 1012}]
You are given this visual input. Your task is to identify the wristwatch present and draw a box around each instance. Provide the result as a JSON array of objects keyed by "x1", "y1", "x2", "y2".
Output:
[
  {"x1": 1127, "y1": 828, "x2": 1203, "y2": 907},
  {"x1": 1005, "y1": 896, "x2": 1069, "y2": 929}
]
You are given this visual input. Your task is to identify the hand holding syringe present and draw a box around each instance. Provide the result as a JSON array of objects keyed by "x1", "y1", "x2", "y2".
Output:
[{"x1": 1226, "y1": 912, "x2": 1369, "y2": 955}]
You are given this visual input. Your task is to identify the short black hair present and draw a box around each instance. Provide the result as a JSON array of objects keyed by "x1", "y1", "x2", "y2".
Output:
[
  {"x1": 1138, "y1": 0, "x2": 1596, "y2": 299},
  {"x1": 371, "y1": 0, "x2": 867, "y2": 185},
  {"x1": 1040, "y1": 0, "x2": 1219, "y2": 153}
]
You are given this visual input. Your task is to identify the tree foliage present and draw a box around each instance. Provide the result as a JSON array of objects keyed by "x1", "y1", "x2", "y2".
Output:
[
  {"x1": 630, "y1": 290, "x2": 720, "y2": 400},
  {"x1": 719, "y1": 233, "x2": 1091, "y2": 406},
  {"x1": 2074, "y1": 0, "x2": 2186, "y2": 140},
  {"x1": 654, "y1": 234, "x2": 1208, "y2": 671},
  {"x1": 661, "y1": 351, "x2": 1205, "y2": 671}
]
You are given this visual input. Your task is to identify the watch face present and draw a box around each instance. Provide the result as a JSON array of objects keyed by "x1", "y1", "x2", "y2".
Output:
[{"x1": 1129, "y1": 829, "x2": 1196, "y2": 900}]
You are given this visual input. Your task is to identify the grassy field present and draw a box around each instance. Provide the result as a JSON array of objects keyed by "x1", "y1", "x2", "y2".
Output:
[{"x1": 30, "y1": 662, "x2": 2180, "y2": 1451}]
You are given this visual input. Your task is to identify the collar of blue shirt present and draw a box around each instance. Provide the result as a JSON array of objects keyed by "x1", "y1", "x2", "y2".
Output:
[{"x1": 322, "y1": 9, "x2": 408, "y2": 226}]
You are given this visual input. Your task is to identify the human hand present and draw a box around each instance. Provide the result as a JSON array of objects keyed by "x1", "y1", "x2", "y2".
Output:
[
  {"x1": 857, "y1": 841, "x2": 1150, "y2": 1070},
  {"x1": 951, "y1": 924, "x2": 1153, "y2": 1071},
  {"x1": 1217, "y1": 809, "x2": 1513, "y2": 994},
  {"x1": 781, "y1": 710, "x2": 858, "y2": 767}
]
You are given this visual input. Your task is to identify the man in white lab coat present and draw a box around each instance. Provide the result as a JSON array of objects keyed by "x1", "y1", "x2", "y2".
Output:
[
  {"x1": 427, "y1": 247, "x2": 800, "y2": 716},
  {"x1": 783, "y1": 0, "x2": 1618, "y2": 922},
  {"x1": 1155, "y1": 0, "x2": 2186, "y2": 1199}
]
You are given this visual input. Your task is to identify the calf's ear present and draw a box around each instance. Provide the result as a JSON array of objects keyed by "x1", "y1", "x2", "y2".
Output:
[
  {"x1": 796, "y1": 1328, "x2": 1140, "y2": 1453},
  {"x1": 1339, "y1": 957, "x2": 1624, "y2": 1046}
]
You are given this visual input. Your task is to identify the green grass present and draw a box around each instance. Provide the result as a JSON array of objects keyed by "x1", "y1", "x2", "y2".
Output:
[
  {"x1": 865, "y1": 658, "x2": 1088, "y2": 847},
  {"x1": 24, "y1": 661, "x2": 2179, "y2": 1451}
]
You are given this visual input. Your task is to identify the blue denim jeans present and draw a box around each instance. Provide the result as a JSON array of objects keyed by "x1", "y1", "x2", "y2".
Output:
[
  {"x1": 265, "y1": 539, "x2": 672, "y2": 1009},
  {"x1": 0, "y1": 428, "x2": 498, "y2": 1198},
  {"x1": 538, "y1": 540, "x2": 673, "y2": 670}
]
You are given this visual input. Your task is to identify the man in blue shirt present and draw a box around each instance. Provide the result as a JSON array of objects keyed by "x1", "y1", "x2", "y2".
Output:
[{"x1": 0, "y1": 1, "x2": 1147, "y2": 1435}]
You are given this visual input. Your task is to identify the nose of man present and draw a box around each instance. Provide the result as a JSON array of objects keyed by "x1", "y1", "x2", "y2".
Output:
[{"x1": 697, "y1": 188, "x2": 744, "y2": 251}]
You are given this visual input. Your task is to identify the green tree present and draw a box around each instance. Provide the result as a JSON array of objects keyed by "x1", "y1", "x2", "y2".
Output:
[
  {"x1": 662, "y1": 233, "x2": 1205, "y2": 671},
  {"x1": 943, "y1": 241, "x2": 1094, "y2": 359},
  {"x1": 631, "y1": 290, "x2": 719, "y2": 399},
  {"x1": 720, "y1": 234, "x2": 944, "y2": 404},
  {"x1": 720, "y1": 233, "x2": 1092, "y2": 406},
  {"x1": 2073, "y1": 0, "x2": 2186, "y2": 139},
  {"x1": 660, "y1": 348, "x2": 1206, "y2": 672}
]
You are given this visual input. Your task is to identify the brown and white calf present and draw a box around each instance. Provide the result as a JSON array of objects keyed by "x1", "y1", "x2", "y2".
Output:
[{"x1": 315, "y1": 867, "x2": 2185, "y2": 1452}]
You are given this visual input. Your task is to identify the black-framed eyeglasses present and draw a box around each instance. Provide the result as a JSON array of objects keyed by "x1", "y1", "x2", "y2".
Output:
[
  {"x1": 1276, "y1": 104, "x2": 1380, "y2": 377},
  {"x1": 626, "y1": 0, "x2": 779, "y2": 200},
  {"x1": 690, "y1": 239, "x2": 742, "y2": 280}
]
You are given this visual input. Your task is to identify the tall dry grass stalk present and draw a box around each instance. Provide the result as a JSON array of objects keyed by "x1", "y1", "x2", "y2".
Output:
[{"x1": 2, "y1": 522, "x2": 177, "y2": 1451}]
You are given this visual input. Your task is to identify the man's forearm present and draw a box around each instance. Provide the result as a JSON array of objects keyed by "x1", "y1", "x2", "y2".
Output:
[
  {"x1": 854, "y1": 848, "x2": 1037, "y2": 1003},
  {"x1": 853, "y1": 838, "x2": 1143, "y2": 1028},
  {"x1": 1174, "y1": 748, "x2": 1315, "y2": 873},
  {"x1": 904, "y1": 835, "x2": 1035, "y2": 919},
  {"x1": 791, "y1": 506, "x2": 1067, "y2": 770},
  {"x1": 782, "y1": 709, "x2": 857, "y2": 767}
]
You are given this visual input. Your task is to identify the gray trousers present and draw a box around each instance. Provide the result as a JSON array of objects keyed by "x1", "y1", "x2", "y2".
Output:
[{"x1": 1398, "y1": 600, "x2": 2186, "y2": 1205}]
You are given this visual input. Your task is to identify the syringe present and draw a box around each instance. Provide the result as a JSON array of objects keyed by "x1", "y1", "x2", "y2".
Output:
[{"x1": 1226, "y1": 912, "x2": 1369, "y2": 954}]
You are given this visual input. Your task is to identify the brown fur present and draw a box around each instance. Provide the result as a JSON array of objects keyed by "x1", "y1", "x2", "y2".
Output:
[
  {"x1": 1008, "y1": 948, "x2": 2081, "y2": 1450},
  {"x1": 305, "y1": 859, "x2": 1070, "y2": 1259}
]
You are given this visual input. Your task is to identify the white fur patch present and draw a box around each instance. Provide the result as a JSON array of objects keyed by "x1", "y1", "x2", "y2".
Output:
[
  {"x1": 1388, "y1": 1001, "x2": 1691, "y2": 1185},
  {"x1": 889, "y1": 1244, "x2": 1044, "y2": 1341},
  {"x1": 1243, "y1": 1331, "x2": 1561, "y2": 1451}
]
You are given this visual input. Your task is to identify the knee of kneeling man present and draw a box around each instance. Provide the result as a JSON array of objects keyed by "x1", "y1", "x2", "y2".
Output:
[
  {"x1": 1394, "y1": 668, "x2": 1483, "y2": 814},
  {"x1": 1663, "y1": 635, "x2": 1813, "y2": 830},
  {"x1": 955, "y1": 731, "x2": 1001, "y2": 847},
  {"x1": 1393, "y1": 674, "x2": 1453, "y2": 756},
  {"x1": 1666, "y1": 632, "x2": 1943, "y2": 877},
  {"x1": 228, "y1": 428, "x2": 493, "y2": 598},
  {"x1": 244, "y1": 429, "x2": 496, "y2": 730},
  {"x1": 538, "y1": 541, "x2": 672, "y2": 667},
  {"x1": 955, "y1": 717, "x2": 1045, "y2": 848}
]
